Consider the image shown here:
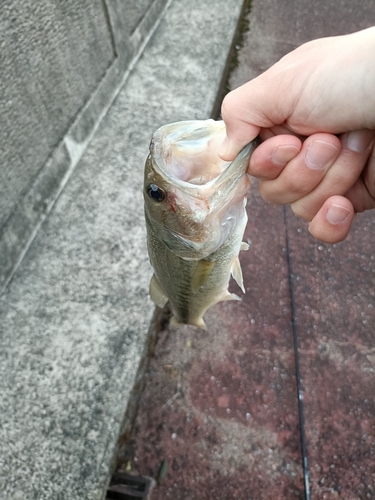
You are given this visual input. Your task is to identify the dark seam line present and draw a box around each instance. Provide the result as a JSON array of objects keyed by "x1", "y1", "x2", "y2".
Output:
[
  {"x1": 102, "y1": 0, "x2": 118, "y2": 58},
  {"x1": 283, "y1": 206, "x2": 311, "y2": 500}
]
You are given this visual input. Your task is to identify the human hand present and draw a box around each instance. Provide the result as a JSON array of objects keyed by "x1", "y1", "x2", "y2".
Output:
[
  {"x1": 220, "y1": 27, "x2": 375, "y2": 243},
  {"x1": 250, "y1": 130, "x2": 375, "y2": 243}
]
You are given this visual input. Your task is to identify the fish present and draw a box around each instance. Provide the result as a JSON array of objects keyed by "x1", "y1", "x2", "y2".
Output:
[{"x1": 143, "y1": 119, "x2": 257, "y2": 329}]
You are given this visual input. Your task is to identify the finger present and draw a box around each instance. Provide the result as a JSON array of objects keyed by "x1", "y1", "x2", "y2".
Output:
[
  {"x1": 362, "y1": 137, "x2": 375, "y2": 198},
  {"x1": 259, "y1": 134, "x2": 341, "y2": 204},
  {"x1": 345, "y1": 139, "x2": 375, "y2": 212},
  {"x1": 248, "y1": 135, "x2": 302, "y2": 180},
  {"x1": 308, "y1": 196, "x2": 355, "y2": 243},
  {"x1": 291, "y1": 129, "x2": 375, "y2": 220}
]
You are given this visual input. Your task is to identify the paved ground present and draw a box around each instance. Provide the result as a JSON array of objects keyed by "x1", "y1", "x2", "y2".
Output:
[
  {"x1": 0, "y1": 1, "x2": 244, "y2": 498},
  {"x1": 115, "y1": 1, "x2": 375, "y2": 499}
]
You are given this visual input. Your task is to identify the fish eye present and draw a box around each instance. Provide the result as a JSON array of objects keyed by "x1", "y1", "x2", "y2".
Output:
[{"x1": 147, "y1": 183, "x2": 165, "y2": 202}]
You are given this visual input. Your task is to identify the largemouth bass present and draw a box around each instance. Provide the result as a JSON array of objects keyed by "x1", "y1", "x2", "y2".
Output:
[{"x1": 144, "y1": 119, "x2": 257, "y2": 329}]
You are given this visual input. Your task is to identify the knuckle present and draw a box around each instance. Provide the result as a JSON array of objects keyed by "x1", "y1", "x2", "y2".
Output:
[
  {"x1": 259, "y1": 182, "x2": 286, "y2": 205},
  {"x1": 286, "y1": 175, "x2": 313, "y2": 197},
  {"x1": 291, "y1": 200, "x2": 314, "y2": 221},
  {"x1": 259, "y1": 178, "x2": 310, "y2": 205}
]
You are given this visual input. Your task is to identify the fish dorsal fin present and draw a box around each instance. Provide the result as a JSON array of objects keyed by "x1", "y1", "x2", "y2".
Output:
[
  {"x1": 149, "y1": 274, "x2": 168, "y2": 308},
  {"x1": 191, "y1": 260, "x2": 215, "y2": 294},
  {"x1": 240, "y1": 242, "x2": 249, "y2": 251},
  {"x1": 231, "y1": 257, "x2": 245, "y2": 293}
]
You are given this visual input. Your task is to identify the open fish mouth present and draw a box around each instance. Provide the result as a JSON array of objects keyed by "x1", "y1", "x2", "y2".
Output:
[
  {"x1": 145, "y1": 119, "x2": 256, "y2": 260},
  {"x1": 150, "y1": 119, "x2": 232, "y2": 188}
]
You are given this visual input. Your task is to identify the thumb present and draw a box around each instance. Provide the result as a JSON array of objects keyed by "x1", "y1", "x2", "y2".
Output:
[{"x1": 219, "y1": 78, "x2": 278, "y2": 161}]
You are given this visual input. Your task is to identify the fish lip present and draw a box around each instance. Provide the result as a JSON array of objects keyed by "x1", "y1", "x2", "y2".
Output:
[{"x1": 150, "y1": 139, "x2": 256, "y2": 198}]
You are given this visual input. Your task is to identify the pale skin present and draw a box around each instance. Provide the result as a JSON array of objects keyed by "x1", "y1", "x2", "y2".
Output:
[{"x1": 220, "y1": 27, "x2": 375, "y2": 243}]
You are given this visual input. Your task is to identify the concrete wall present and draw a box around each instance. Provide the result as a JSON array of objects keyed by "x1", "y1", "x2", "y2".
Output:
[{"x1": 0, "y1": 0, "x2": 169, "y2": 292}]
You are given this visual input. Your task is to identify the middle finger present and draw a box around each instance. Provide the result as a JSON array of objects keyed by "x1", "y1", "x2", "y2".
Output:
[{"x1": 259, "y1": 133, "x2": 341, "y2": 204}]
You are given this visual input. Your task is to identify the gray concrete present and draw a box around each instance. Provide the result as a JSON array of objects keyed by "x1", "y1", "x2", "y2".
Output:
[
  {"x1": 0, "y1": 0, "x2": 169, "y2": 292},
  {"x1": 0, "y1": 1, "x2": 244, "y2": 499}
]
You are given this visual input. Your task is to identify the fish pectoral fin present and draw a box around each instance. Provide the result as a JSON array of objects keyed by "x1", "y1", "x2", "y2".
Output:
[
  {"x1": 191, "y1": 317, "x2": 207, "y2": 330},
  {"x1": 221, "y1": 291, "x2": 241, "y2": 302},
  {"x1": 241, "y1": 242, "x2": 249, "y2": 251},
  {"x1": 191, "y1": 259, "x2": 215, "y2": 294},
  {"x1": 149, "y1": 274, "x2": 168, "y2": 308},
  {"x1": 231, "y1": 257, "x2": 245, "y2": 293}
]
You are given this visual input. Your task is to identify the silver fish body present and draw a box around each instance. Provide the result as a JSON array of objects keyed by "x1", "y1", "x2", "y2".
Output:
[{"x1": 144, "y1": 119, "x2": 257, "y2": 329}]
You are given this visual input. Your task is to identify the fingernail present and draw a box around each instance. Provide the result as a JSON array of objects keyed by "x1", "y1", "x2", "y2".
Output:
[
  {"x1": 305, "y1": 140, "x2": 339, "y2": 170},
  {"x1": 346, "y1": 129, "x2": 374, "y2": 153},
  {"x1": 271, "y1": 145, "x2": 300, "y2": 166},
  {"x1": 326, "y1": 204, "x2": 351, "y2": 224}
]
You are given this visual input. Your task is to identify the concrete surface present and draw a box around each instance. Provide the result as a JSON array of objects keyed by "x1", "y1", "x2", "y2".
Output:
[
  {"x1": 119, "y1": 1, "x2": 375, "y2": 499},
  {"x1": 0, "y1": 0, "x2": 169, "y2": 291},
  {"x1": 0, "y1": 1, "x2": 244, "y2": 499}
]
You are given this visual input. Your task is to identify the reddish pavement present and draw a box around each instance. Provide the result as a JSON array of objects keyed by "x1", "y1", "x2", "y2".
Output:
[
  {"x1": 115, "y1": 2, "x2": 375, "y2": 499},
  {"x1": 118, "y1": 189, "x2": 304, "y2": 499}
]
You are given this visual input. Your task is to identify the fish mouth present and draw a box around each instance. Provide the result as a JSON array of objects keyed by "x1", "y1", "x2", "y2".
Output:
[
  {"x1": 146, "y1": 120, "x2": 257, "y2": 259},
  {"x1": 150, "y1": 119, "x2": 233, "y2": 188}
]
